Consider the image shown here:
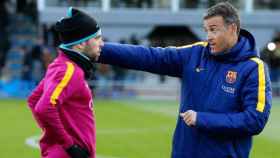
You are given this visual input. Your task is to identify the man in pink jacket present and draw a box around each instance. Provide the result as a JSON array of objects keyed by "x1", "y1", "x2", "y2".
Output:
[{"x1": 27, "y1": 7, "x2": 104, "y2": 158}]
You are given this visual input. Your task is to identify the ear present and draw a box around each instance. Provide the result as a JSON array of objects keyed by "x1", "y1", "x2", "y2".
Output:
[
  {"x1": 76, "y1": 44, "x2": 84, "y2": 49},
  {"x1": 72, "y1": 43, "x2": 84, "y2": 51},
  {"x1": 231, "y1": 23, "x2": 238, "y2": 34}
]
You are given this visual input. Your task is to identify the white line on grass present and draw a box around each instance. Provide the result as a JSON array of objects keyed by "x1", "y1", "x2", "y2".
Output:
[
  {"x1": 25, "y1": 135, "x2": 39, "y2": 149},
  {"x1": 121, "y1": 101, "x2": 178, "y2": 117},
  {"x1": 26, "y1": 127, "x2": 170, "y2": 158},
  {"x1": 25, "y1": 127, "x2": 170, "y2": 148},
  {"x1": 96, "y1": 155, "x2": 122, "y2": 158}
]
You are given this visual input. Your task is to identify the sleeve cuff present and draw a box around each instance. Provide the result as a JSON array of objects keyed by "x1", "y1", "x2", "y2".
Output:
[{"x1": 195, "y1": 112, "x2": 207, "y2": 129}]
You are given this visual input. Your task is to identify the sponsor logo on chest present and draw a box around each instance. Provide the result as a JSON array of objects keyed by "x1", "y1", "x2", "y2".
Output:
[{"x1": 221, "y1": 85, "x2": 235, "y2": 94}]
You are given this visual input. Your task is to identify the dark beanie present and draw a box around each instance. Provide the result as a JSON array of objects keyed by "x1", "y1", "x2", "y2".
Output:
[{"x1": 54, "y1": 7, "x2": 101, "y2": 47}]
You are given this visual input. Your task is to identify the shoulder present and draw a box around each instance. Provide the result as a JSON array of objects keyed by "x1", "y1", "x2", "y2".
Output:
[
  {"x1": 243, "y1": 57, "x2": 266, "y2": 72},
  {"x1": 248, "y1": 57, "x2": 267, "y2": 76},
  {"x1": 46, "y1": 60, "x2": 83, "y2": 82},
  {"x1": 237, "y1": 57, "x2": 265, "y2": 70},
  {"x1": 176, "y1": 41, "x2": 208, "y2": 49},
  {"x1": 249, "y1": 57, "x2": 265, "y2": 65},
  {"x1": 240, "y1": 57, "x2": 267, "y2": 82}
]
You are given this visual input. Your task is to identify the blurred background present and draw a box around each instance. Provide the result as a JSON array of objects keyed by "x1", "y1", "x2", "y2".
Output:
[{"x1": 0, "y1": 0, "x2": 280, "y2": 158}]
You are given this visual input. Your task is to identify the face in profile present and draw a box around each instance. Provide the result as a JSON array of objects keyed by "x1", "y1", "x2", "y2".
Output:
[
  {"x1": 83, "y1": 35, "x2": 104, "y2": 61},
  {"x1": 203, "y1": 16, "x2": 237, "y2": 54}
]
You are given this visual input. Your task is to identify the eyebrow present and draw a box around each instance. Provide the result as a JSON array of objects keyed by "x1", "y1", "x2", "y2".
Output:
[{"x1": 203, "y1": 23, "x2": 218, "y2": 28}]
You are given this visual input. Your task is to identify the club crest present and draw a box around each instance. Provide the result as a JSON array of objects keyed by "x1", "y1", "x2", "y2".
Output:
[{"x1": 226, "y1": 71, "x2": 237, "y2": 84}]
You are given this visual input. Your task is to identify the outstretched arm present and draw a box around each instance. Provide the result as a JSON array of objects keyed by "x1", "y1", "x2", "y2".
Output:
[{"x1": 99, "y1": 42, "x2": 192, "y2": 77}]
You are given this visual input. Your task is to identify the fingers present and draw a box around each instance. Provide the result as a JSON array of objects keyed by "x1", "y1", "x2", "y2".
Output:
[
  {"x1": 182, "y1": 112, "x2": 192, "y2": 124},
  {"x1": 180, "y1": 110, "x2": 197, "y2": 127},
  {"x1": 180, "y1": 111, "x2": 190, "y2": 125}
]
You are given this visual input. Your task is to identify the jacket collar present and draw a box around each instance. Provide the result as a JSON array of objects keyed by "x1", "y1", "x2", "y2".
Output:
[{"x1": 59, "y1": 47, "x2": 94, "y2": 79}]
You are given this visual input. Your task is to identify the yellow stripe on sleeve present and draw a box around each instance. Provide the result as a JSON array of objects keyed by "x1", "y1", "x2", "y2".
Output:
[
  {"x1": 50, "y1": 62, "x2": 74, "y2": 106},
  {"x1": 176, "y1": 41, "x2": 208, "y2": 49},
  {"x1": 250, "y1": 57, "x2": 266, "y2": 112}
]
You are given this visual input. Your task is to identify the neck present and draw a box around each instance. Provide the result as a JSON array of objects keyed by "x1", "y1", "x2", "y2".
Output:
[{"x1": 228, "y1": 34, "x2": 238, "y2": 50}]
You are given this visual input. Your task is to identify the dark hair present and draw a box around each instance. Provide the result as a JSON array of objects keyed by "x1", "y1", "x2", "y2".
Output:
[{"x1": 204, "y1": 2, "x2": 240, "y2": 35}]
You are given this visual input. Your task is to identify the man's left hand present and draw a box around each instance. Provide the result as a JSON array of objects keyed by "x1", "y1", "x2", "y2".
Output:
[{"x1": 180, "y1": 110, "x2": 197, "y2": 127}]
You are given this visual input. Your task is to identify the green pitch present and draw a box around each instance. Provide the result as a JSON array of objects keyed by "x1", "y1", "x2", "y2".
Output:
[{"x1": 0, "y1": 98, "x2": 279, "y2": 158}]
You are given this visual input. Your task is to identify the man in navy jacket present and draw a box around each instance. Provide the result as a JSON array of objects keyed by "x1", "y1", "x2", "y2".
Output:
[{"x1": 99, "y1": 2, "x2": 272, "y2": 158}]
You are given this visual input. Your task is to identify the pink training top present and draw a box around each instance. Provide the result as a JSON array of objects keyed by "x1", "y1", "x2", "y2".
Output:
[{"x1": 27, "y1": 52, "x2": 96, "y2": 158}]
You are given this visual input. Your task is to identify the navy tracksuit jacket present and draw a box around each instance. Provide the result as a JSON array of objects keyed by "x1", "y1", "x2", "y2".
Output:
[{"x1": 99, "y1": 29, "x2": 272, "y2": 158}]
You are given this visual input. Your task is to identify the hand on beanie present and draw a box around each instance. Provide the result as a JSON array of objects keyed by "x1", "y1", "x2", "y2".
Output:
[{"x1": 66, "y1": 144, "x2": 89, "y2": 158}]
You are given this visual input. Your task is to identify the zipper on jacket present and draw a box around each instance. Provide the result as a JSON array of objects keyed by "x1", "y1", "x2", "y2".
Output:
[{"x1": 199, "y1": 57, "x2": 219, "y2": 111}]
